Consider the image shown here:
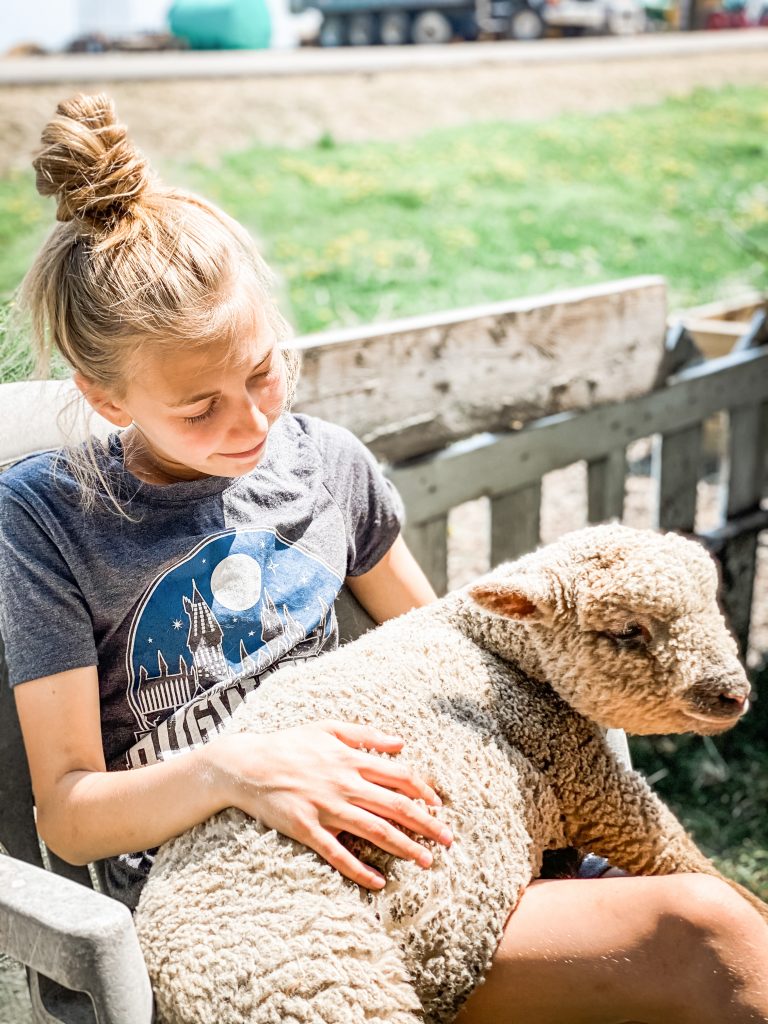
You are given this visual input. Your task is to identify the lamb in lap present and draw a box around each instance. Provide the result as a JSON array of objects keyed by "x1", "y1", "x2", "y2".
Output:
[{"x1": 135, "y1": 523, "x2": 764, "y2": 1024}]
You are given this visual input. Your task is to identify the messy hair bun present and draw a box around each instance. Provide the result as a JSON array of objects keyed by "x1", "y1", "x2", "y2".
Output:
[
  {"x1": 33, "y1": 93, "x2": 151, "y2": 230},
  {"x1": 19, "y1": 92, "x2": 299, "y2": 518}
]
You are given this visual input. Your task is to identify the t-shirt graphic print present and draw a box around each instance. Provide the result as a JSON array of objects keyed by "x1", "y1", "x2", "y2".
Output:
[
  {"x1": 0, "y1": 412, "x2": 404, "y2": 908},
  {"x1": 124, "y1": 526, "x2": 339, "y2": 769}
]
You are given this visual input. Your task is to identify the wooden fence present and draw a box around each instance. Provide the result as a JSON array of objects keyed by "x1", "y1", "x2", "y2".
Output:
[
  {"x1": 389, "y1": 314, "x2": 768, "y2": 658},
  {"x1": 1, "y1": 278, "x2": 765, "y2": 655}
]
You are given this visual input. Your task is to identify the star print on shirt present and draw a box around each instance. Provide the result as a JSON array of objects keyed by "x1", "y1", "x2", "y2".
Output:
[{"x1": 124, "y1": 526, "x2": 341, "y2": 753}]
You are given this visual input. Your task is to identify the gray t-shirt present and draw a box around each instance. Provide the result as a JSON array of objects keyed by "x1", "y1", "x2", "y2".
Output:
[{"x1": 0, "y1": 412, "x2": 404, "y2": 906}]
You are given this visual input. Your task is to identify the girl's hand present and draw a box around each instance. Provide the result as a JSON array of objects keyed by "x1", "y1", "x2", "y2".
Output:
[{"x1": 204, "y1": 720, "x2": 452, "y2": 889}]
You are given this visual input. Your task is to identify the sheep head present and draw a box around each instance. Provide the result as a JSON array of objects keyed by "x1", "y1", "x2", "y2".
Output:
[{"x1": 467, "y1": 523, "x2": 750, "y2": 736}]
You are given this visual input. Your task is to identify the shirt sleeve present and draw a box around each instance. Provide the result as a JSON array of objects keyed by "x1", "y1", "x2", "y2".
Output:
[
  {"x1": 304, "y1": 417, "x2": 406, "y2": 577},
  {"x1": 0, "y1": 482, "x2": 97, "y2": 687}
]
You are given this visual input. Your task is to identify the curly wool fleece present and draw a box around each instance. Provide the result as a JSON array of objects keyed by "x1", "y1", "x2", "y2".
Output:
[{"x1": 135, "y1": 524, "x2": 762, "y2": 1024}]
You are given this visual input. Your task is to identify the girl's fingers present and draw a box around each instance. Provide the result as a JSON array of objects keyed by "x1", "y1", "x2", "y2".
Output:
[
  {"x1": 319, "y1": 719, "x2": 404, "y2": 753},
  {"x1": 355, "y1": 756, "x2": 442, "y2": 808},
  {"x1": 305, "y1": 826, "x2": 387, "y2": 890},
  {"x1": 315, "y1": 721, "x2": 443, "y2": 807},
  {"x1": 351, "y1": 783, "x2": 452, "y2": 848},
  {"x1": 326, "y1": 807, "x2": 436, "y2": 867}
]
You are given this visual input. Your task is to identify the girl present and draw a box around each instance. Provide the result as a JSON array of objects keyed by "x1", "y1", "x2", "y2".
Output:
[{"x1": 1, "y1": 94, "x2": 766, "y2": 1024}]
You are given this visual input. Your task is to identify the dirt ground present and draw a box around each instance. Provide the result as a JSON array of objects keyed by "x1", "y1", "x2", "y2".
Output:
[{"x1": 1, "y1": 47, "x2": 767, "y2": 173}]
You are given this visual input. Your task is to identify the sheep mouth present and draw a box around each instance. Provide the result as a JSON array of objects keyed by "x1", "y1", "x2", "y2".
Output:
[{"x1": 683, "y1": 699, "x2": 750, "y2": 725}]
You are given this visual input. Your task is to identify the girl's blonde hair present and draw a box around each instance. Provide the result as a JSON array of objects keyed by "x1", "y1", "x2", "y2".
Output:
[{"x1": 19, "y1": 93, "x2": 300, "y2": 515}]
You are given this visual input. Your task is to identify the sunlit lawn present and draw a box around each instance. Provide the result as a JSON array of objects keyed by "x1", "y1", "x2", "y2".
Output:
[{"x1": 2, "y1": 84, "x2": 768, "y2": 382}]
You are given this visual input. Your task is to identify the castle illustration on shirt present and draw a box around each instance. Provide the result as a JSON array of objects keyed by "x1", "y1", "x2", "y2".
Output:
[{"x1": 123, "y1": 527, "x2": 340, "y2": 768}]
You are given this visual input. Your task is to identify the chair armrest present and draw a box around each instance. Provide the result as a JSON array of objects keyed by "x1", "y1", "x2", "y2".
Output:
[
  {"x1": 0, "y1": 856, "x2": 152, "y2": 1024},
  {"x1": 605, "y1": 728, "x2": 633, "y2": 770}
]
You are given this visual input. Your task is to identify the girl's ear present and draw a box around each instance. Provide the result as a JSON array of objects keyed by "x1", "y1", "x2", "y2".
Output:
[
  {"x1": 468, "y1": 572, "x2": 556, "y2": 625},
  {"x1": 73, "y1": 372, "x2": 133, "y2": 428}
]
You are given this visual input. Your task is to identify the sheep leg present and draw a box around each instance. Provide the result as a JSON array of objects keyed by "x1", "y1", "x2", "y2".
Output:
[{"x1": 559, "y1": 760, "x2": 768, "y2": 924}]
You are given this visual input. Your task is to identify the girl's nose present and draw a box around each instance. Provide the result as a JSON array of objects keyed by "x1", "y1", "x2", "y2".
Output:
[{"x1": 229, "y1": 394, "x2": 269, "y2": 440}]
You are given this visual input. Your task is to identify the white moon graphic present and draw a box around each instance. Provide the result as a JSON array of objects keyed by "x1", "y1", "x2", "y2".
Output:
[{"x1": 210, "y1": 554, "x2": 262, "y2": 611}]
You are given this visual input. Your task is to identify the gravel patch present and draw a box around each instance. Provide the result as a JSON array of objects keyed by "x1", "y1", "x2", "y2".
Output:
[{"x1": 1, "y1": 48, "x2": 767, "y2": 174}]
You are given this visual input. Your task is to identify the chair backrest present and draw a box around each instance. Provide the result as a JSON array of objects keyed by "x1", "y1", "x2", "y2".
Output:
[
  {"x1": 0, "y1": 633, "x2": 98, "y2": 887},
  {"x1": 0, "y1": 635, "x2": 41, "y2": 868}
]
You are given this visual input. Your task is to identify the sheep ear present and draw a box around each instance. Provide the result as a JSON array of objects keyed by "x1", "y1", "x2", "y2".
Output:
[{"x1": 468, "y1": 574, "x2": 555, "y2": 625}]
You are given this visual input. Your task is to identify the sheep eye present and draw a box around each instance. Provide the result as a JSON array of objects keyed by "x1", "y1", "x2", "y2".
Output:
[{"x1": 604, "y1": 623, "x2": 648, "y2": 644}]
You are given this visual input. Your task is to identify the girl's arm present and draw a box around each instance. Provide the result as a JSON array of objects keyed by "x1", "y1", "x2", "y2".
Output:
[
  {"x1": 345, "y1": 534, "x2": 437, "y2": 623},
  {"x1": 14, "y1": 660, "x2": 451, "y2": 888},
  {"x1": 14, "y1": 666, "x2": 234, "y2": 864}
]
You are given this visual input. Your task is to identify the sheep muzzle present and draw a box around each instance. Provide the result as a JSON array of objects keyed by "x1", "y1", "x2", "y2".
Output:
[{"x1": 683, "y1": 676, "x2": 752, "y2": 728}]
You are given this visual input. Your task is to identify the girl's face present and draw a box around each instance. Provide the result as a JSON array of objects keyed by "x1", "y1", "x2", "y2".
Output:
[{"x1": 117, "y1": 318, "x2": 288, "y2": 483}]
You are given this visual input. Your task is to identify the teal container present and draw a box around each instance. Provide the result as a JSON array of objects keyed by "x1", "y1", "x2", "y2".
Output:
[{"x1": 169, "y1": 0, "x2": 272, "y2": 49}]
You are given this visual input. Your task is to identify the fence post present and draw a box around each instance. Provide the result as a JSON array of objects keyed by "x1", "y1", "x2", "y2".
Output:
[
  {"x1": 653, "y1": 424, "x2": 703, "y2": 534},
  {"x1": 718, "y1": 401, "x2": 767, "y2": 655},
  {"x1": 490, "y1": 483, "x2": 542, "y2": 565},
  {"x1": 404, "y1": 515, "x2": 449, "y2": 597},
  {"x1": 587, "y1": 449, "x2": 626, "y2": 523}
]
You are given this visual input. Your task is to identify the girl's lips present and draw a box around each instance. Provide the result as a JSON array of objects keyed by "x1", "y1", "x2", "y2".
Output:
[{"x1": 219, "y1": 439, "x2": 266, "y2": 459}]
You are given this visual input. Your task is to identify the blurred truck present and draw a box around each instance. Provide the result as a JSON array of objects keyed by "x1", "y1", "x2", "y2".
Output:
[{"x1": 291, "y1": 0, "x2": 646, "y2": 44}]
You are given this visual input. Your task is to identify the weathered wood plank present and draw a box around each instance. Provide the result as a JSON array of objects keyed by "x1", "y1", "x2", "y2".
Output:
[
  {"x1": 403, "y1": 515, "x2": 449, "y2": 597},
  {"x1": 724, "y1": 403, "x2": 766, "y2": 517},
  {"x1": 675, "y1": 319, "x2": 743, "y2": 359},
  {"x1": 490, "y1": 484, "x2": 541, "y2": 565},
  {"x1": 0, "y1": 277, "x2": 668, "y2": 468},
  {"x1": 388, "y1": 346, "x2": 768, "y2": 523},
  {"x1": 653, "y1": 425, "x2": 702, "y2": 533},
  {"x1": 292, "y1": 277, "x2": 668, "y2": 461},
  {"x1": 718, "y1": 532, "x2": 759, "y2": 659},
  {"x1": 587, "y1": 449, "x2": 626, "y2": 523},
  {"x1": 675, "y1": 291, "x2": 765, "y2": 324},
  {"x1": 716, "y1": 401, "x2": 767, "y2": 655}
]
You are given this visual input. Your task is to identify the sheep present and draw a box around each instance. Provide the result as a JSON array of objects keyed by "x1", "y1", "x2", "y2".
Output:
[{"x1": 134, "y1": 523, "x2": 767, "y2": 1024}]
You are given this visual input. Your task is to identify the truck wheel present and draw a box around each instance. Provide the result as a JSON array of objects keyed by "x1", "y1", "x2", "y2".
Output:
[
  {"x1": 411, "y1": 10, "x2": 453, "y2": 43},
  {"x1": 607, "y1": 6, "x2": 647, "y2": 33},
  {"x1": 319, "y1": 14, "x2": 346, "y2": 46},
  {"x1": 379, "y1": 10, "x2": 411, "y2": 43},
  {"x1": 508, "y1": 6, "x2": 545, "y2": 38},
  {"x1": 348, "y1": 12, "x2": 378, "y2": 44}
]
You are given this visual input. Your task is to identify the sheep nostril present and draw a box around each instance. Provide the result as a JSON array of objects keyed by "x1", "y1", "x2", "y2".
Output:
[{"x1": 718, "y1": 693, "x2": 747, "y2": 711}]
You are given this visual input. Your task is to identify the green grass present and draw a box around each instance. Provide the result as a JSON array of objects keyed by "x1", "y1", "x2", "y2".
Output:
[
  {"x1": 2, "y1": 84, "x2": 767, "y2": 380},
  {"x1": 631, "y1": 661, "x2": 768, "y2": 901},
  {"x1": 187, "y1": 84, "x2": 768, "y2": 333}
]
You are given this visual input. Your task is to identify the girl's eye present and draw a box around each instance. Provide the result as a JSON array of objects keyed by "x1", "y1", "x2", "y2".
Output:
[
  {"x1": 184, "y1": 401, "x2": 218, "y2": 425},
  {"x1": 180, "y1": 363, "x2": 274, "y2": 425}
]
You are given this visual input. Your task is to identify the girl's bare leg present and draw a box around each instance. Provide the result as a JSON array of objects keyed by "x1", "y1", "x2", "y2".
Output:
[{"x1": 455, "y1": 874, "x2": 768, "y2": 1024}]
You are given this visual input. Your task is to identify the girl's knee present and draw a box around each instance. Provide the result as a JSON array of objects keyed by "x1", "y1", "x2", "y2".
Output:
[
  {"x1": 658, "y1": 875, "x2": 768, "y2": 1005},
  {"x1": 664, "y1": 874, "x2": 763, "y2": 943}
]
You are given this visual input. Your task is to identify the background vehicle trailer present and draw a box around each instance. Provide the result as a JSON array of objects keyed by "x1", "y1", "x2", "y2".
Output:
[{"x1": 290, "y1": 0, "x2": 545, "y2": 45}]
